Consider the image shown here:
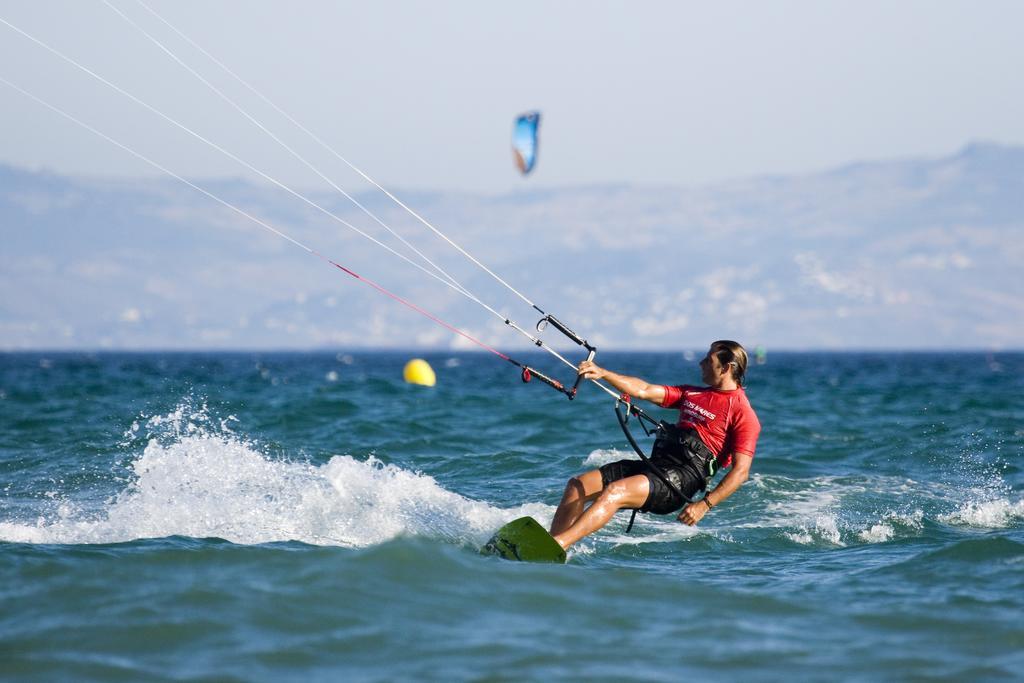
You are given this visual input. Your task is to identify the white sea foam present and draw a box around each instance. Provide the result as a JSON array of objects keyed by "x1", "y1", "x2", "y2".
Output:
[
  {"x1": 783, "y1": 515, "x2": 843, "y2": 546},
  {"x1": 603, "y1": 525, "x2": 703, "y2": 547},
  {"x1": 748, "y1": 471, "x2": 1021, "y2": 546},
  {"x1": 856, "y1": 509, "x2": 926, "y2": 544},
  {"x1": 938, "y1": 498, "x2": 1024, "y2": 529},
  {"x1": 0, "y1": 405, "x2": 551, "y2": 548},
  {"x1": 857, "y1": 523, "x2": 894, "y2": 543},
  {"x1": 582, "y1": 448, "x2": 633, "y2": 468},
  {"x1": 763, "y1": 483, "x2": 845, "y2": 546}
]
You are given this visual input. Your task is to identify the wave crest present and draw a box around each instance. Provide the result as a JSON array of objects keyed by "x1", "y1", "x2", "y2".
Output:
[{"x1": 1, "y1": 402, "x2": 550, "y2": 547}]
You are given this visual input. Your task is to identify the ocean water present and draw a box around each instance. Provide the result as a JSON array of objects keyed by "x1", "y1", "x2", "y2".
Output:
[{"x1": 1, "y1": 350, "x2": 1021, "y2": 681}]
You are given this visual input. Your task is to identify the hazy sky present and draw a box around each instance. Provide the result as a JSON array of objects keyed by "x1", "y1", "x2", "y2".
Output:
[{"x1": 1, "y1": 0, "x2": 1021, "y2": 193}]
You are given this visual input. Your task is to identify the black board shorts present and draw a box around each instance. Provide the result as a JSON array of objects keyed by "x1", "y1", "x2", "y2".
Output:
[{"x1": 599, "y1": 456, "x2": 706, "y2": 515}]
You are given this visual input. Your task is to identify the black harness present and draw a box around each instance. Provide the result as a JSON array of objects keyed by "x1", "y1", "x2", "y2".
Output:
[{"x1": 615, "y1": 397, "x2": 717, "y2": 532}]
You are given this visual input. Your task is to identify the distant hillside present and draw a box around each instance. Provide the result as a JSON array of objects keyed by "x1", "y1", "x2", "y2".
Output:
[{"x1": 2, "y1": 142, "x2": 1022, "y2": 351}]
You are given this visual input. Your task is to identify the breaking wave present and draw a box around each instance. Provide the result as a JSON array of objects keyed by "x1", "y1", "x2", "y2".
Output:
[{"x1": 0, "y1": 402, "x2": 551, "y2": 547}]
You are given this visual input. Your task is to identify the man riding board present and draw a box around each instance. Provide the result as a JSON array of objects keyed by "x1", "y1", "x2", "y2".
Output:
[{"x1": 550, "y1": 340, "x2": 761, "y2": 550}]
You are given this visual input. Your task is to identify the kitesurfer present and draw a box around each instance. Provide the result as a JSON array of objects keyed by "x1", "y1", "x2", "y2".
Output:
[{"x1": 550, "y1": 340, "x2": 761, "y2": 550}]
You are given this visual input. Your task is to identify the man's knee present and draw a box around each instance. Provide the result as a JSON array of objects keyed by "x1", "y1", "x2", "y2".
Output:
[{"x1": 561, "y1": 476, "x2": 587, "y2": 502}]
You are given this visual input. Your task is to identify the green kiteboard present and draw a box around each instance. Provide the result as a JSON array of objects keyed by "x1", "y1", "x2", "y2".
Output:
[{"x1": 480, "y1": 516, "x2": 566, "y2": 564}]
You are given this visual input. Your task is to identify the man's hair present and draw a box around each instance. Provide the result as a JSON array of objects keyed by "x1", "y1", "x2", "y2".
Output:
[{"x1": 710, "y1": 340, "x2": 748, "y2": 386}]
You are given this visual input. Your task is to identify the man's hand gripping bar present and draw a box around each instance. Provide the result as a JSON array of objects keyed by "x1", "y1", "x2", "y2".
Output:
[{"x1": 519, "y1": 315, "x2": 596, "y2": 400}]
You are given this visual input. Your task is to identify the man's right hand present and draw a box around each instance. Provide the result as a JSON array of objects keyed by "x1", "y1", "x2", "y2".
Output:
[{"x1": 577, "y1": 359, "x2": 606, "y2": 380}]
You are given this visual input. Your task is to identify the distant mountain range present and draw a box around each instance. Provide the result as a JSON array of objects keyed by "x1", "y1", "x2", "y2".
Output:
[{"x1": 2, "y1": 142, "x2": 1022, "y2": 351}]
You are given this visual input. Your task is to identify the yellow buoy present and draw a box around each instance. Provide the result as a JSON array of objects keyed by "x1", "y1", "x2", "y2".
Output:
[{"x1": 403, "y1": 358, "x2": 436, "y2": 387}]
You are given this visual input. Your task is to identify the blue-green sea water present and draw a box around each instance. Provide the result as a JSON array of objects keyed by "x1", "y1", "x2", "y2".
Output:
[{"x1": 1, "y1": 350, "x2": 1022, "y2": 681}]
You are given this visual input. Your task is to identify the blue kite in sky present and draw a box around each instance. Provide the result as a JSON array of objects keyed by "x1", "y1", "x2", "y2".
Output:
[{"x1": 512, "y1": 111, "x2": 541, "y2": 175}]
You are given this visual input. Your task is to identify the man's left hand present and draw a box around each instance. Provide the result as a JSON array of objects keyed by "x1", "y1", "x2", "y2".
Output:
[{"x1": 677, "y1": 501, "x2": 708, "y2": 526}]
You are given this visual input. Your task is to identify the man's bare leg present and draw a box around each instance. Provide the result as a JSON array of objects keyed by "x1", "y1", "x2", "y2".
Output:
[
  {"x1": 549, "y1": 469, "x2": 604, "y2": 536},
  {"x1": 552, "y1": 474, "x2": 650, "y2": 550}
]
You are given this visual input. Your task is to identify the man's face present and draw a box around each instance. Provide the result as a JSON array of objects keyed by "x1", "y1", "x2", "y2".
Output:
[{"x1": 699, "y1": 348, "x2": 724, "y2": 385}]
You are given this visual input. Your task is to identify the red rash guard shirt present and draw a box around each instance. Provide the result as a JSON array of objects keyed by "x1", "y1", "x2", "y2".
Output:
[{"x1": 659, "y1": 385, "x2": 761, "y2": 469}]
